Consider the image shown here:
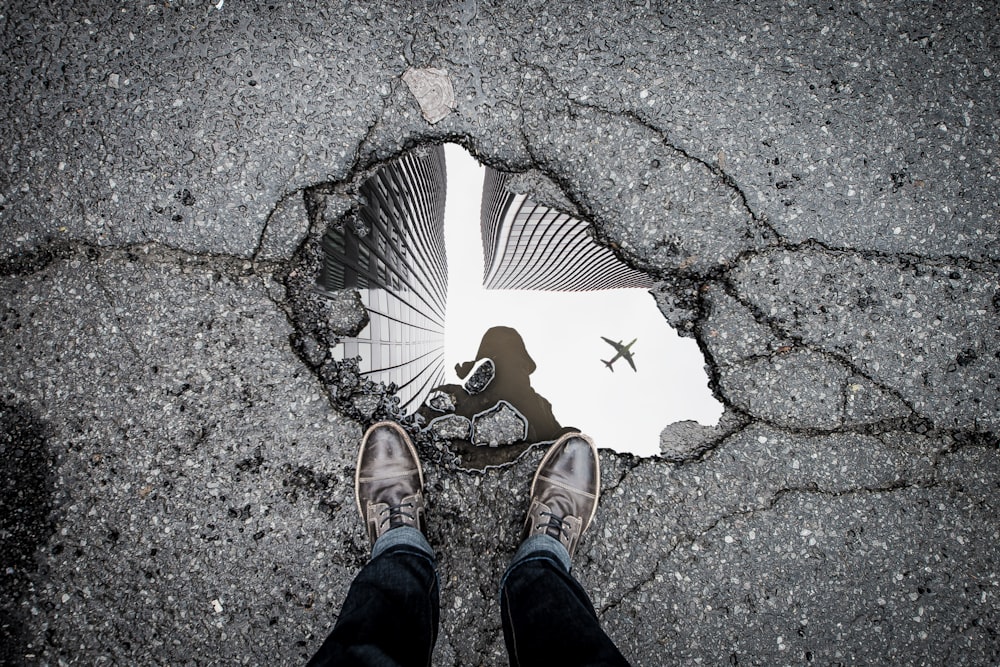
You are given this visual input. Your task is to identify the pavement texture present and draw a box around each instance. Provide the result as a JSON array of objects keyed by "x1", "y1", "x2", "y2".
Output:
[{"x1": 1, "y1": 1, "x2": 998, "y2": 665}]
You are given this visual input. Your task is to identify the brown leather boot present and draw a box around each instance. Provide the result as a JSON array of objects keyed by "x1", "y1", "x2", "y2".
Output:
[
  {"x1": 521, "y1": 432, "x2": 600, "y2": 559},
  {"x1": 355, "y1": 421, "x2": 426, "y2": 546}
]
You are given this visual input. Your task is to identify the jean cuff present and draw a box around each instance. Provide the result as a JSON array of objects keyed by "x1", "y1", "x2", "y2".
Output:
[
  {"x1": 512, "y1": 533, "x2": 571, "y2": 571},
  {"x1": 371, "y1": 526, "x2": 434, "y2": 561},
  {"x1": 498, "y1": 533, "x2": 572, "y2": 598}
]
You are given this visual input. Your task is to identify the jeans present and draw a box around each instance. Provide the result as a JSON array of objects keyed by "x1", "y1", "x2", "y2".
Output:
[{"x1": 307, "y1": 528, "x2": 630, "y2": 667}]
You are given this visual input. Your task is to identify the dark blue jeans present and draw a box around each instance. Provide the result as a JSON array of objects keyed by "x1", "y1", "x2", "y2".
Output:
[{"x1": 307, "y1": 529, "x2": 630, "y2": 667}]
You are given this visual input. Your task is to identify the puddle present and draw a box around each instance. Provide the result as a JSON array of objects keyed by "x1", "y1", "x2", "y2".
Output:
[{"x1": 322, "y1": 143, "x2": 723, "y2": 463}]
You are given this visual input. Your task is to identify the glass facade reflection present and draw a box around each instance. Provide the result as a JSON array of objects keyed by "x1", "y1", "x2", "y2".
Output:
[
  {"x1": 319, "y1": 152, "x2": 654, "y2": 416},
  {"x1": 481, "y1": 168, "x2": 653, "y2": 291},
  {"x1": 320, "y1": 145, "x2": 448, "y2": 410}
]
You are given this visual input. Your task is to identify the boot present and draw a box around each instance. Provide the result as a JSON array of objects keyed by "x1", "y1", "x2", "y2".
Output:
[
  {"x1": 355, "y1": 421, "x2": 425, "y2": 546},
  {"x1": 521, "y1": 432, "x2": 600, "y2": 558}
]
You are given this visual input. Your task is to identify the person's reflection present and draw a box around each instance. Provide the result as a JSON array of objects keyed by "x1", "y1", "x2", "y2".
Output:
[{"x1": 428, "y1": 325, "x2": 569, "y2": 443}]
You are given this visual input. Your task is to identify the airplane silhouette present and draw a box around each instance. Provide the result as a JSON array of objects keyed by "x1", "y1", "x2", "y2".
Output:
[{"x1": 601, "y1": 337, "x2": 637, "y2": 372}]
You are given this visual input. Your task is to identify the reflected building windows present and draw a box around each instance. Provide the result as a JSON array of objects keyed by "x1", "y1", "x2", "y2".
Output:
[
  {"x1": 318, "y1": 151, "x2": 652, "y2": 416},
  {"x1": 319, "y1": 145, "x2": 448, "y2": 411},
  {"x1": 480, "y1": 168, "x2": 653, "y2": 291}
]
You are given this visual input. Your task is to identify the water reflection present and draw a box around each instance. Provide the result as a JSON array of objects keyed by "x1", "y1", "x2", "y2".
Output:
[
  {"x1": 418, "y1": 325, "x2": 576, "y2": 468},
  {"x1": 318, "y1": 144, "x2": 723, "y2": 458},
  {"x1": 482, "y1": 168, "x2": 653, "y2": 291},
  {"x1": 321, "y1": 145, "x2": 448, "y2": 411}
]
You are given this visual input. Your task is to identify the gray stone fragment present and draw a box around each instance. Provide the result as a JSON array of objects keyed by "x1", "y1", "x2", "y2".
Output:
[
  {"x1": 296, "y1": 332, "x2": 328, "y2": 367},
  {"x1": 425, "y1": 390, "x2": 457, "y2": 413},
  {"x1": 314, "y1": 288, "x2": 368, "y2": 337},
  {"x1": 659, "y1": 420, "x2": 721, "y2": 461},
  {"x1": 402, "y1": 67, "x2": 455, "y2": 124},
  {"x1": 307, "y1": 192, "x2": 355, "y2": 231},
  {"x1": 651, "y1": 277, "x2": 702, "y2": 337},
  {"x1": 659, "y1": 409, "x2": 745, "y2": 461},
  {"x1": 463, "y1": 358, "x2": 495, "y2": 395},
  {"x1": 351, "y1": 393, "x2": 380, "y2": 420},
  {"x1": 472, "y1": 400, "x2": 528, "y2": 447},
  {"x1": 426, "y1": 414, "x2": 471, "y2": 440}
]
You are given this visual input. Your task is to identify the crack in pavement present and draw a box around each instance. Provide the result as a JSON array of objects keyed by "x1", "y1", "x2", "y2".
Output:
[
  {"x1": 0, "y1": 239, "x2": 282, "y2": 280},
  {"x1": 92, "y1": 270, "x2": 142, "y2": 362},
  {"x1": 553, "y1": 96, "x2": 999, "y2": 272},
  {"x1": 596, "y1": 475, "x2": 944, "y2": 621},
  {"x1": 514, "y1": 118, "x2": 679, "y2": 293},
  {"x1": 567, "y1": 97, "x2": 782, "y2": 242},
  {"x1": 512, "y1": 60, "x2": 783, "y2": 247},
  {"x1": 257, "y1": 275, "x2": 343, "y2": 413},
  {"x1": 3, "y1": 97, "x2": 987, "y2": 453},
  {"x1": 783, "y1": 236, "x2": 1000, "y2": 274},
  {"x1": 714, "y1": 274, "x2": 928, "y2": 422},
  {"x1": 595, "y1": 426, "x2": 996, "y2": 620},
  {"x1": 599, "y1": 456, "x2": 644, "y2": 497},
  {"x1": 349, "y1": 81, "x2": 397, "y2": 175},
  {"x1": 512, "y1": 61, "x2": 998, "y2": 285},
  {"x1": 3, "y1": 6, "x2": 996, "y2": 664},
  {"x1": 252, "y1": 189, "x2": 299, "y2": 262},
  {"x1": 0, "y1": 238, "x2": 351, "y2": 422}
]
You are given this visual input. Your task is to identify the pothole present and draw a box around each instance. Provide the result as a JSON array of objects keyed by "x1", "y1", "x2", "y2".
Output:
[{"x1": 299, "y1": 142, "x2": 723, "y2": 468}]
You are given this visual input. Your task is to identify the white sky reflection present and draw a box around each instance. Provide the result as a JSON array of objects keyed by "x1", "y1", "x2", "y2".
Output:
[{"x1": 442, "y1": 144, "x2": 722, "y2": 457}]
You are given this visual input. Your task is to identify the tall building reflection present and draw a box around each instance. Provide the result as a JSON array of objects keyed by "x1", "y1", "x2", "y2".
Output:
[
  {"x1": 319, "y1": 145, "x2": 448, "y2": 411},
  {"x1": 480, "y1": 168, "x2": 652, "y2": 291},
  {"x1": 318, "y1": 150, "x2": 653, "y2": 417}
]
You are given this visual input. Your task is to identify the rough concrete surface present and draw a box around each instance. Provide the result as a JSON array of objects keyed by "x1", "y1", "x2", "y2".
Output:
[{"x1": 1, "y1": 1, "x2": 997, "y2": 665}]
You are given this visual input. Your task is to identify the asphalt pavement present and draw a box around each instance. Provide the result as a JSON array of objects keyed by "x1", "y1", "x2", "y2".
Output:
[{"x1": 1, "y1": 2, "x2": 997, "y2": 664}]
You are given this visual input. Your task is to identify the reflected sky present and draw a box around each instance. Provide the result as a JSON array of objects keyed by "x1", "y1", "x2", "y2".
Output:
[{"x1": 442, "y1": 144, "x2": 722, "y2": 457}]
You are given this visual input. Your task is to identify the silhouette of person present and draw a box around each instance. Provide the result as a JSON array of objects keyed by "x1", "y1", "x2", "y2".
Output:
[{"x1": 427, "y1": 325, "x2": 567, "y2": 443}]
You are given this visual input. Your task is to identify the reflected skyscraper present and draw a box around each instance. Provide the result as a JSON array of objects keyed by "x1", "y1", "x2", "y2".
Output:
[
  {"x1": 318, "y1": 152, "x2": 653, "y2": 416},
  {"x1": 480, "y1": 168, "x2": 653, "y2": 291},
  {"x1": 319, "y1": 145, "x2": 448, "y2": 410}
]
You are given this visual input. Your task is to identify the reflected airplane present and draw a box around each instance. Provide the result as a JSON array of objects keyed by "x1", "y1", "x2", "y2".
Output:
[{"x1": 601, "y1": 337, "x2": 637, "y2": 372}]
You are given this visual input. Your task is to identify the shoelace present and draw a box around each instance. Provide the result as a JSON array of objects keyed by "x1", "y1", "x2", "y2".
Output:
[
  {"x1": 379, "y1": 501, "x2": 416, "y2": 529},
  {"x1": 537, "y1": 511, "x2": 570, "y2": 539}
]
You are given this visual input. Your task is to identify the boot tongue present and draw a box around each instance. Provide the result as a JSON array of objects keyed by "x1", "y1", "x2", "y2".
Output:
[
  {"x1": 545, "y1": 517, "x2": 565, "y2": 541},
  {"x1": 542, "y1": 493, "x2": 576, "y2": 540},
  {"x1": 386, "y1": 493, "x2": 420, "y2": 530},
  {"x1": 388, "y1": 507, "x2": 409, "y2": 530}
]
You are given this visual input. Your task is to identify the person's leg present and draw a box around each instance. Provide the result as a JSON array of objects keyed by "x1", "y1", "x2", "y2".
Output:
[
  {"x1": 499, "y1": 433, "x2": 631, "y2": 667},
  {"x1": 308, "y1": 422, "x2": 439, "y2": 667},
  {"x1": 500, "y1": 534, "x2": 629, "y2": 667},
  {"x1": 307, "y1": 527, "x2": 438, "y2": 667}
]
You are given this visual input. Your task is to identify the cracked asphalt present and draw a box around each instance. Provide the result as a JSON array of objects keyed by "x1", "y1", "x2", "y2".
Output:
[{"x1": 1, "y1": 2, "x2": 998, "y2": 665}]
